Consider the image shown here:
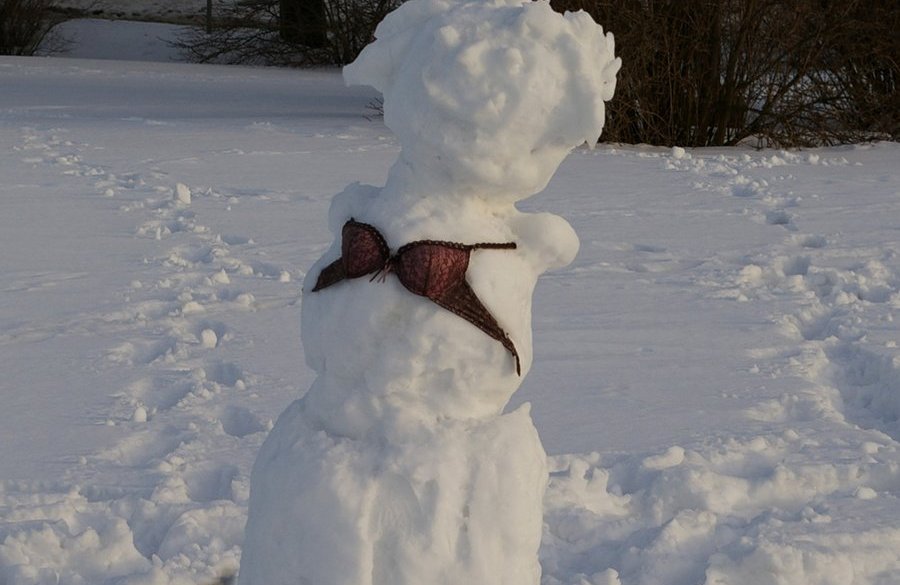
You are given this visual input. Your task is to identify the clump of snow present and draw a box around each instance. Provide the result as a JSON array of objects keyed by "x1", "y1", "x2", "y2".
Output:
[
  {"x1": 181, "y1": 300, "x2": 204, "y2": 314},
  {"x1": 132, "y1": 405, "x2": 148, "y2": 422},
  {"x1": 175, "y1": 183, "x2": 191, "y2": 205},
  {"x1": 233, "y1": 292, "x2": 254, "y2": 307},
  {"x1": 642, "y1": 445, "x2": 685, "y2": 469},
  {"x1": 210, "y1": 269, "x2": 230, "y2": 285},
  {"x1": 200, "y1": 328, "x2": 218, "y2": 348},
  {"x1": 239, "y1": 1, "x2": 619, "y2": 584},
  {"x1": 0, "y1": 502, "x2": 150, "y2": 584}
]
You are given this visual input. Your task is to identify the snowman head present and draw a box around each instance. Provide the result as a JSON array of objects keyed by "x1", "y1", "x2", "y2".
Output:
[{"x1": 344, "y1": 0, "x2": 620, "y2": 203}]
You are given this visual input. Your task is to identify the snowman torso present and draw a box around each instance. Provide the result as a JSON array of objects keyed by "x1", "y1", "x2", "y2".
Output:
[{"x1": 299, "y1": 182, "x2": 559, "y2": 438}]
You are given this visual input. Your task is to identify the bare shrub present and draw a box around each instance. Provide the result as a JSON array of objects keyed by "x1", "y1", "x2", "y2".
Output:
[
  {"x1": 172, "y1": 0, "x2": 397, "y2": 66},
  {"x1": 824, "y1": 0, "x2": 899, "y2": 142},
  {"x1": 550, "y1": 0, "x2": 898, "y2": 147},
  {"x1": 172, "y1": 0, "x2": 895, "y2": 144},
  {"x1": 323, "y1": 0, "x2": 395, "y2": 64},
  {"x1": 0, "y1": 0, "x2": 57, "y2": 55}
]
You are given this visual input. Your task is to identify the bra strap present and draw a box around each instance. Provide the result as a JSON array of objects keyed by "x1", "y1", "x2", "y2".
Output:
[{"x1": 469, "y1": 242, "x2": 517, "y2": 251}]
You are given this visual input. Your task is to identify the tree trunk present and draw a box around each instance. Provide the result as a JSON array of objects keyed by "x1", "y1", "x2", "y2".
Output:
[{"x1": 280, "y1": 0, "x2": 327, "y2": 48}]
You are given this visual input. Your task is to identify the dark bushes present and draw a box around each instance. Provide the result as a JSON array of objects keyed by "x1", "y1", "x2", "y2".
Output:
[
  {"x1": 176, "y1": 0, "x2": 895, "y2": 147},
  {"x1": 0, "y1": 0, "x2": 55, "y2": 55},
  {"x1": 825, "y1": 0, "x2": 899, "y2": 143},
  {"x1": 550, "y1": 0, "x2": 899, "y2": 147},
  {"x1": 173, "y1": 0, "x2": 398, "y2": 67}
]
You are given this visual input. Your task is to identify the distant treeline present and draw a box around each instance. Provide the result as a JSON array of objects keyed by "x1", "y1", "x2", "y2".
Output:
[
  {"x1": 6, "y1": 0, "x2": 897, "y2": 147},
  {"x1": 172, "y1": 0, "x2": 399, "y2": 69},
  {"x1": 180, "y1": 0, "x2": 898, "y2": 147},
  {"x1": 0, "y1": 0, "x2": 56, "y2": 55}
]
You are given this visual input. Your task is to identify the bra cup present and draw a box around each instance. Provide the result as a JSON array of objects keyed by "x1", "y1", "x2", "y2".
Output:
[
  {"x1": 342, "y1": 221, "x2": 389, "y2": 278},
  {"x1": 395, "y1": 244, "x2": 470, "y2": 300}
]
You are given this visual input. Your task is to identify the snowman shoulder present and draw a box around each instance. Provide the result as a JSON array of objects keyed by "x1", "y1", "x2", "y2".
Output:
[
  {"x1": 327, "y1": 183, "x2": 382, "y2": 232},
  {"x1": 509, "y1": 212, "x2": 579, "y2": 272}
]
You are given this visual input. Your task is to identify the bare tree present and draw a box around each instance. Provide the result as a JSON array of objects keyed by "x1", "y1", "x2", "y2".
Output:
[
  {"x1": 0, "y1": 0, "x2": 58, "y2": 55},
  {"x1": 550, "y1": 0, "x2": 898, "y2": 147},
  {"x1": 172, "y1": 0, "x2": 398, "y2": 66},
  {"x1": 824, "y1": 0, "x2": 899, "y2": 142}
]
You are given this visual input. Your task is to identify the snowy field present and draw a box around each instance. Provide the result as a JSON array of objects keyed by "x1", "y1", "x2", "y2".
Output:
[
  {"x1": 47, "y1": 18, "x2": 189, "y2": 62},
  {"x1": 3, "y1": 29, "x2": 900, "y2": 585},
  {"x1": 53, "y1": 0, "x2": 212, "y2": 23}
]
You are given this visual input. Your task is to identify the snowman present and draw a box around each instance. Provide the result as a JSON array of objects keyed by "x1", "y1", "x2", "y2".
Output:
[{"x1": 237, "y1": 1, "x2": 619, "y2": 583}]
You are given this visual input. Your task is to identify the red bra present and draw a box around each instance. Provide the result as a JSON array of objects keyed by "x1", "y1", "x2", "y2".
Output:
[{"x1": 312, "y1": 219, "x2": 521, "y2": 375}]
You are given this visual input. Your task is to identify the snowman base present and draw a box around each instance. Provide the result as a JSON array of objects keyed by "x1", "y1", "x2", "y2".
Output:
[{"x1": 238, "y1": 400, "x2": 546, "y2": 585}]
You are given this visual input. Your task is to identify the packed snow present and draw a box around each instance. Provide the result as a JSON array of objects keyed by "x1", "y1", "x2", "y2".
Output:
[{"x1": 2, "y1": 14, "x2": 900, "y2": 585}]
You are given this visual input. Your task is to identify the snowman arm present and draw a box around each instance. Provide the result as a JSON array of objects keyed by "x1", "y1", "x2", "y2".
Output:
[{"x1": 511, "y1": 212, "x2": 580, "y2": 272}]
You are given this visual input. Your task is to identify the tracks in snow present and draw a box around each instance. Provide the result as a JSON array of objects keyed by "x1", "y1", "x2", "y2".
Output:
[
  {"x1": 3, "y1": 126, "x2": 305, "y2": 583},
  {"x1": 541, "y1": 145, "x2": 900, "y2": 585},
  {"x1": 6, "y1": 123, "x2": 900, "y2": 585},
  {"x1": 673, "y1": 149, "x2": 900, "y2": 442}
]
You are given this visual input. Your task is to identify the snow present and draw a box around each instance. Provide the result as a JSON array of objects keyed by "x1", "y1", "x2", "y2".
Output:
[
  {"x1": 46, "y1": 19, "x2": 189, "y2": 62},
  {"x1": 52, "y1": 0, "x2": 210, "y2": 23},
  {"x1": 2, "y1": 16, "x2": 900, "y2": 585}
]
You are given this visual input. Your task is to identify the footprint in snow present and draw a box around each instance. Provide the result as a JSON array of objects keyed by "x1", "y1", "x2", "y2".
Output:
[
  {"x1": 633, "y1": 243, "x2": 667, "y2": 253},
  {"x1": 219, "y1": 234, "x2": 253, "y2": 246},
  {"x1": 824, "y1": 344, "x2": 900, "y2": 442},
  {"x1": 126, "y1": 375, "x2": 198, "y2": 412},
  {"x1": 205, "y1": 362, "x2": 246, "y2": 388},
  {"x1": 185, "y1": 463, "x2": 239, "y2": 503},
  {"x1": 791, "y1": 234, "x2": 828, "y2": 249},
  {"x1": 99, "y1": 427, "x2": 190, "y2": 467},
  {"x1": 765, "y1": 209, "x2": 794, "y2": 229},
  {"x1": 731, "y1": 175, "x2": 768, "y2": 197},
  {"x1": 220, "y1": 405, "x2": 267, "y2": 438},
  {"x1": 107, "y1": 336, "x2": 181, "y2": 366}
]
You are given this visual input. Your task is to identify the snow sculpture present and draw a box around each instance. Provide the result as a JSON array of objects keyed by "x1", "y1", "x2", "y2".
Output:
[{"x1": 238, "y1": 0, "x2": 619, "y2": 583}]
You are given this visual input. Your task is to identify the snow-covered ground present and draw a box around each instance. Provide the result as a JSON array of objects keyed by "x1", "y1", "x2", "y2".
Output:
[
  {"x1": 47, "y1": 18, "x2": 189, "y2": 62},
  {"x1": 53, "y1": 0, "x2": 212, "y2": 23},
  {"x1": 3, "y1": 40, "x2": 900, "y2": 585}
]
